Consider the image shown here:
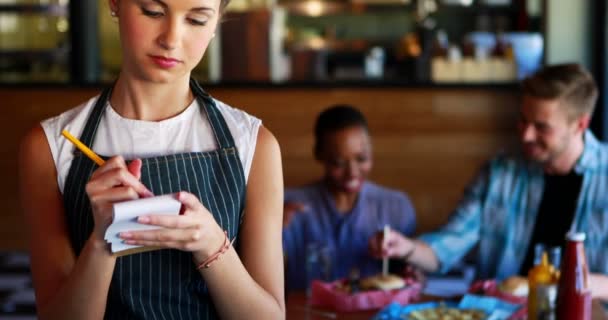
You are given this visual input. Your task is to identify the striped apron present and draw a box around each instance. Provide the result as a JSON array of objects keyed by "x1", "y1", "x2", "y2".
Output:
[{"x1": 62, "y1": 79, "x2": 246, "y2": 319}]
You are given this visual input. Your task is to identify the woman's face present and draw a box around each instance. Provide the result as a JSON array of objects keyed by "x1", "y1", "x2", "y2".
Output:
[
  {"x1": 110, "y1": 0, "x2": 220, "y2": 83},
  {"x1": 318, "y1": 126, "x2": 373, "y2": 195}
]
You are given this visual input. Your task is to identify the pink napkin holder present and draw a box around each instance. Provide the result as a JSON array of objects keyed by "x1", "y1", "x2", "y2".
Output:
[
  {"x1": 469, "y1": 280, "x2": 527, "y2": 320},
  {"x1": 310, "y1": 278, "x2": 422, "y2": 312}
]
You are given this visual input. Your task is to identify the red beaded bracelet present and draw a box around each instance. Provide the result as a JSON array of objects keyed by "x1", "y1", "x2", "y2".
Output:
[{"x1": 196, "y1": 231, "x2": 233, "y2": 270}]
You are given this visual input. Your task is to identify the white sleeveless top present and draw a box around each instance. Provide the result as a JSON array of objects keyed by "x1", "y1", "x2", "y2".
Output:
[{"x1": 41, "y1": 95, "x2": 261, "y2": 193}]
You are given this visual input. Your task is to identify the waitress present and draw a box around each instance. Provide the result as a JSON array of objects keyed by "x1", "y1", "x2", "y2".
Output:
[{"x1": 18, "y1": 0, "x2": 284, "y2": 319}]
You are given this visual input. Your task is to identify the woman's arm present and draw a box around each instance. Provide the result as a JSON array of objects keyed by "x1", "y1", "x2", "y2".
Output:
[
  {"x1": 201, "y1": 126, "x2": 285, "y2": 318},
  {"x1": 19, "y1": 125, "x2": 115, "y2": 319},
  {"x1": 19, "y1": 125, "x2": 150, "y2": 319}
]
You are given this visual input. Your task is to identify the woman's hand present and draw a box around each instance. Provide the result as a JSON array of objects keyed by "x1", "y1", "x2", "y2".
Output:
[
  {"x1": 86, "y1": 156, "x2": 153, "y2": 243},
  {"x1": 368, "y1": 228, "x2": 415, "y2": 260},
  {"x1": 119, "y1": 191, "x2": 226, "y2": 266}
]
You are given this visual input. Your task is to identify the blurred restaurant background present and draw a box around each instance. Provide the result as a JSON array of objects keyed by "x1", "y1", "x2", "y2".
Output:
[{"x1": 0, "y1": 0, "x2": 605, "y2": 251}]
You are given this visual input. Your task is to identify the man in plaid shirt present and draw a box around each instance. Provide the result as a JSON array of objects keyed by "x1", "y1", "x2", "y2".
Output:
[{"x1": 369, "y1": 64, "x2": 608, "y2": 301}]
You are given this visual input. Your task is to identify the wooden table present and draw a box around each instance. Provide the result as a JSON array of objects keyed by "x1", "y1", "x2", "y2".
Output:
[{"x1": 285, "y1": 292, "x2": 608, "y2": 320}]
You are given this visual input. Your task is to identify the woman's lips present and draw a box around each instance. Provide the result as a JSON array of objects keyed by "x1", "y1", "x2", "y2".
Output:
[{"x1": 150, "y1": 56, "x2": 180, "y2": 68}]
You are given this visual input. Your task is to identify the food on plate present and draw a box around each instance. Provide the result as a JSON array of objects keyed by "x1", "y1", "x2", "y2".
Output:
[
  {"x1": 359, "y1": 273, "x2": 406, "y2": 291},
  {"x1": 498, "y1": 276, "x2": 529, "y2": 297},
  {"x1": 408, "y1": 305, "x2": 486, "y2": 320},
  {"x1": 333, "y1": 273, "x2": 407, "y2": 293}
]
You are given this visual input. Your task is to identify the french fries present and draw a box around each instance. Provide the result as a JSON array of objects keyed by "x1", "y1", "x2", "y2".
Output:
[{"x1": 406, "y1": 305, "x2": 486, "y2": 320}]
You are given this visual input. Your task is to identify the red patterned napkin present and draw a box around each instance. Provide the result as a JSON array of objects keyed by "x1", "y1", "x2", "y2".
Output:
[
  {"x1": 310, "y1": 278, "x2": 422, "y2": 312},
  {"x1": 468, "y1": 280, "x2": 527, "y2": 320}
]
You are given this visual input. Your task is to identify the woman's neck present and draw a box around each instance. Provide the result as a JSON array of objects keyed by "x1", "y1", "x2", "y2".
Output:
[
  {"x1": 110, "y1": 73, "x2": 194, "y2": 121},
  {"x1": 327, "y1": 185, "x2": 360, "y2": 214}
]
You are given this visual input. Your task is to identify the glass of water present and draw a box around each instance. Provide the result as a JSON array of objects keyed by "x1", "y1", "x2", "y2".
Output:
[{"x1": 305, "y1": 242, "x2": 334, "y2": 297}]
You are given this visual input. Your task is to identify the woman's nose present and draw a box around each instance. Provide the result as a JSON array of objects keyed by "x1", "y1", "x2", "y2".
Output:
[{"x1": 157, "y1": 18, "x2": 180, "y2": 50}]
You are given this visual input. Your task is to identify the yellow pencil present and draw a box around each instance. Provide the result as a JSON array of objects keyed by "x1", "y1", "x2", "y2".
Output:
[{"x1": 61, "y1": 129, "x2": 105, "y2": 166}]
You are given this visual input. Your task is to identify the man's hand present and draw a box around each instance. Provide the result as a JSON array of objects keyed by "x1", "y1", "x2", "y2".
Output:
[{"x1": 368, "y1": 228, "x2": 415, "y2": 260}]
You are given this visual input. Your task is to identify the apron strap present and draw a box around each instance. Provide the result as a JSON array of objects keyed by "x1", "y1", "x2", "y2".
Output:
[
  {"x1": 190, "y1": 78, "x2": 238, "y2": 149},
  {"x1": 77, "y1": 86, "x2": 113, "y2": 147}
]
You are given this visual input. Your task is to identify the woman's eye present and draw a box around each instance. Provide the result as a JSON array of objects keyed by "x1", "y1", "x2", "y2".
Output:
[
  {"x1": 188, "y1": 18, "x2": 207, "y2": 26},
  {"x1": 189, "y1": 19, "x2": 207, "y2": 26},
  {"x1": 142, "y1": 8, "x2": 163, "y2": 17}
]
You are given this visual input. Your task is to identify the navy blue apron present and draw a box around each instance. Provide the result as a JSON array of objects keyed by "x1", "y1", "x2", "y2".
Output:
[{"x1": 62, "y1": 79, "x2": 246, "y2": 319}]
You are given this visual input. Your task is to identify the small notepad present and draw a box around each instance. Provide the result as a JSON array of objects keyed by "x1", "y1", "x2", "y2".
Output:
[{"x1": 104, "y1": 194, "x2": 182, "y2": 255}]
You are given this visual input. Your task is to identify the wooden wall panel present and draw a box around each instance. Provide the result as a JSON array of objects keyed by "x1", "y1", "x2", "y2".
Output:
[{"x1": 0, "y1": 86, "x2": 518, "y2": 249}]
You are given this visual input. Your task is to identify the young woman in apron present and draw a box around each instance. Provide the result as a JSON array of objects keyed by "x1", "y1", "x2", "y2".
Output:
[{"x1": 18, "y1": 0, "x2": 285, "y2": 319}]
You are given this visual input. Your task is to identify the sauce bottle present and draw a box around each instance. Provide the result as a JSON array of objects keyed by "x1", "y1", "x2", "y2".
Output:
[
  {"x1": 528, "y1": 252, "x2": 558, "y2": 320},
  {"x1": 556, "y1": 232, "x2": 592, "y2": 320}
]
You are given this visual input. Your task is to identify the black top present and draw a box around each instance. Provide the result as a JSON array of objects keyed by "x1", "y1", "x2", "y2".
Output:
[{"x1": 519, "y1": 170, "x2": 583, "y2": 275}]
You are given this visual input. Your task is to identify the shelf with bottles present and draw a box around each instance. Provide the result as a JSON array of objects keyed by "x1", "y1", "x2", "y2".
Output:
[
  {"x1": 0, "y1": 47, "x2": 66, "y2": 60},
  {"x1": 0, "y1": 3, "x2": 68, "y2": 16},
  {"x1": 0, "y1": 1, "x2": 70, "y2": 83},
  {"x1": 0, "y1": 1, "x2": 70, "y2": 50},
  {"x1": 436, "y1": 1, "x2": 519, "y2": 13}
]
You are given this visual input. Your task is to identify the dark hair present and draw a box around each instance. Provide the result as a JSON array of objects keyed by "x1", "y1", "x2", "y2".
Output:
[
  {"x1": 522, "y1": 63, "x2": 598, "y2": 120},
  {"x1": 314, "y1": 104, "x2": 369, "y2": 157}
]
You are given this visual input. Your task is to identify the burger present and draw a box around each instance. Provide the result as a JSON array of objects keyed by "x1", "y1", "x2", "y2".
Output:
[
  {"x1": 359, "y1": 274, "x2": 406, "y2": 291},
  {"x1": 498, "y1": 276, "x2": 529, "y2": 297}
]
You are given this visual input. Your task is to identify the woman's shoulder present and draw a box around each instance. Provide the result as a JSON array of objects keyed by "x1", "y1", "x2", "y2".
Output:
[
  {"x1": 211, "y1": 98, "x2": 262, "y2": 131},
  {"x1": 41, "y1": 95, "x2": 100, "y2": 136},
  {"x1": 38, "y1": 95, "x2": 100, "y2": 175},
  {"x1": 210, "y1": 98, "x2": 264, "y2": 180}
]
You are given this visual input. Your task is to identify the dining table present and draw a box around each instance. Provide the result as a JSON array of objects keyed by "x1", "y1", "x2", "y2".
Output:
[{"x1": 285, "y1": 291, "x2": 608, "y2": 320}]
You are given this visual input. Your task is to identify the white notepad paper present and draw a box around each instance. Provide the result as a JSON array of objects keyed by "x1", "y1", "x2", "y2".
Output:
[{"x1": 104, "y1": 194, "x2": 182, "y2": 254}]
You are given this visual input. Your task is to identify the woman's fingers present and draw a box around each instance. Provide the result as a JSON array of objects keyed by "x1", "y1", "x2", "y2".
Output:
[
  {"x1": 118, "y1": 196, "x2": 223, "y2": 255},
  {"x1": 177, "y1": 192, "x2": 205, "y2": 212},
  {"x1": 88, "y1": 186, "x2": 142, "y2": 205},
  {"x1": 87, "y1": 167, "x2": 153, "y2": 198},
  {"x1": 88, "y1": 156, "x2": 152, "y2": 197},
  {"x1": 90, "y1": 155, "x2": 127, "y2": 179},
  {"x1": 127, "y1": 158, "x2": 143, "y2": 180},
  {"x1": 137, "y1": 214, "x2": 199, "y2": 229},
  {"x1": 119, "y1": 215, "x2": 206, "y2": 252},
  {"x1": 121, "y1": 226, "x2": 201, "y2": 243}
]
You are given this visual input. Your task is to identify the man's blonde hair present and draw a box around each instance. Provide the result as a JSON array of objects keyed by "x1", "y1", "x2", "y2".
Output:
[{"x1": 522, "y1": 63, "x2": 598, "y2": 120}]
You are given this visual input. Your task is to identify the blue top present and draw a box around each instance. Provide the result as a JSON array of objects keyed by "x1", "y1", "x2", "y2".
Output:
[
  {"x1": 420, "y1": 130, "x2": 608, "y2": 280},
  {"x1": 283, "y1": 181, "x2": 416, "y2": 290}
]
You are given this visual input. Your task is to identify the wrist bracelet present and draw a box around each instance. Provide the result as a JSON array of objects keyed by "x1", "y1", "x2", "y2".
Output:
[{"x1": 196, "y1": 231, "x2": 233, "y2": 270}]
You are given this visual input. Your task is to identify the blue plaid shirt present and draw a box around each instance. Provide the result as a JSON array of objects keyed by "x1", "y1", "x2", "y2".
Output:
[{"x1": 420, "y1": 131, "x2": 608, "y2": 280}]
